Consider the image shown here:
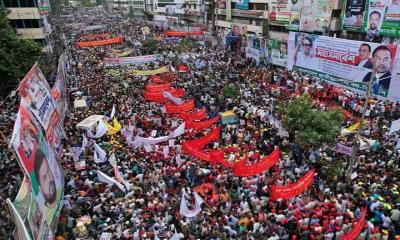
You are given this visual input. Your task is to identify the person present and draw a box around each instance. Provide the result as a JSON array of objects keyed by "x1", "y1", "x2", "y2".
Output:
[
  {"x1": 344, "y1": 11, "x2": 356, "y2": 26},
  {"x1": 269, "y1": 6, "x2": 277, "y2": 21},
  {"x1": 356, "y1": 43, "x2": 373, "y2": 69},
  {"x1": 367, "y1": 11, "x2": 381, "y2": 41},
  {"x1": 291, "y1": 0, "x2": 301, "y2": 11},
  {"x1": 293, "y1": 35, "x2": 317, "y2": 68},
  {"x1": 34, "y1": 149, "x2": 57, "y2": 208},
  {"x1": 279, "y1": 42, "x2": 287, "y2": 59},
  {"x1": 386, "y1": 0, "x2": 400, "y2": 21},
  {"x1": 322, "y1": 19, "x2": 329, "y2": 32},
  {"x1": 355, "y1": 13, "x2": 363, "y2": 27},
  {"x1": 362, "y1": 45, "x2": 392, "y2": 94},
  {"x1": 315, "y1": 19, "x2": 321, "y2": 31}
]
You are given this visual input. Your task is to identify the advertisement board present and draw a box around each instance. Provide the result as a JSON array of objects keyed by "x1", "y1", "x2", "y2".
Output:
[
  {"x1": 380, "y1": 0, "x2": 400, "y2": 36},
  {"x1": 342, "y1": 0, "x2": 367, "y2": 31},
  {"x1": 364, "y1": 0, "x2": 386, "y2": 41},
  {"x1": 287, "y1": 32, "x2": 399, "y2": 99},
  {"x1": 235, "y1": 0, "x2": 249, "y2": 9},
  {"x1": 264, "y1": 39, "x2": 288, "y2": 67}
]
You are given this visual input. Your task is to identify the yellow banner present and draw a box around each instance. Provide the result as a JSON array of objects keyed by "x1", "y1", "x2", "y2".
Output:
[
  {"x1": 346, "y1": 120, "x2": 368, "y2": 132},
  {"x1": 132, "y1": 66, "x2": 169, "y2": 76},
  {"x1": 104, "y1": 117, "x2": 122, "y2": 135}
]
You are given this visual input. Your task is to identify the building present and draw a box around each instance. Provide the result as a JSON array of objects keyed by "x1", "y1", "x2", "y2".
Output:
[{"x1": 1, "y1": 0, "x2": 52, "y2": 50}]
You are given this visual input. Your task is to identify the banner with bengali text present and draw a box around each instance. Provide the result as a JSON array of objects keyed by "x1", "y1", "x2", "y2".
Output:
[{"x1": 270, "y1": 169, "x2": 315, "y2": 200}]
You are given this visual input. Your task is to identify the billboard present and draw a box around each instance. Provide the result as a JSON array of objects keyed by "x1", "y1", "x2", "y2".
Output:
[
  {"x1": 19, "y1": 64, "x2": 57, "y2": 131},
  {"x1": 299, "y1": 0, "x2": 334, "y2": 32},
  {"x1": 380, "y1": 0, "x2": 400, "y2": 36},
  {"x1": 287, "y1": 32, "x2": 399, "y2": 99},
  {"x1": 52, "y1": 54, "x2": 69, "y2": 121},
  {"x1": 235, "y1": 0, "x2": 249, "y2": 9},
  {"x1": 38, "y1": 0, "x2": 51, "y2": 15},
  {"x1": 269, "y1": 0, "x2": 291, "y2": 25},
  {"x1": 10, "y1": 102, "x2": 64, "y2": 239},
  {"x1": 226, "y1": 0, "x2": 232, "y2": 21},
  {"x1": 264, "y1": 39, "x2": 288, "y2": 67},
  {"x1": 364, "y1": 0, "x2": 386, "y2": 41}
]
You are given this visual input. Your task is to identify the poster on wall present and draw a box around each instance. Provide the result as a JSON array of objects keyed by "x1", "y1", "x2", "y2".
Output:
[
  {"x1": 265, "y1": 39, "x2": 288, "y2": 67},
  {"x1": 10, "y1": 102, "x2": 64, "y2": 239},
  {"x1": 342, "y1": 0, "x2": 367, "y2": 31},
  {"x1": 286, "y1": 0, "x2": 301, "y2": 31},
  {"x1": 18, "y1": 64, "x2": 57, "y2": 131},
  {"x1": 269, "y1": 0, "x2": 291, "y2": 25},
  {"x1": 226, "y1": 0, "x2": 232, "y2": 21},
  {"x1": 287, "y1": 32, "x2": 399, "y2": 99},
  {"x1": 380, "y1": 0, "x2": 400, "y2": 36},
  {"x1": 364, "y1": 0, "x2": 387, "y2": 41}
]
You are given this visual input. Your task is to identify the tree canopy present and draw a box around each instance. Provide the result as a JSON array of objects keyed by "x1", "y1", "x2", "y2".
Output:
[
  {"x1": 278, "y1": 95, "x2": 343, "y2": 149},
  {"x1": 0, "y1": 8, "x2": 41, "y2": 96}
]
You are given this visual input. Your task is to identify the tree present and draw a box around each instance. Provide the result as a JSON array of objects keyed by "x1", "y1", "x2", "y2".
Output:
[
  {"x1": 0, "y1": 8, "x2": 41, "y2": 95},
  {"x1": 278, "y1": 95, "x2": 343, "y2": 149},
  {"x1": 81, "y1": 0, "x2": 93, "y2": 7},
  {"x1": 142, "y1": 39, "x2": 158, "y2": 54},
  {"x1": 222, "y1": 84, "x2": 239, "y2": 99}
]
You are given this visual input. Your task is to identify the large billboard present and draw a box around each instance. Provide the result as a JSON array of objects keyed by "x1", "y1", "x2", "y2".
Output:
[
  {"x1": 264, "y1": 39, "x2": 288, "y2": 67},
  {"x1": 299, "y1": 0, "x2": 334, "y2": 32},
  {"x1": 10, "y1": 102, "x2": 64, "y2": 239},
  {"x1": 380, "y1": 0, "x2": 400, "y2": 36},
  {"x1": 235, "y1": 0, "x2": 249, "y2": 9},
  {"x1": 288, "y1": 32, "x2": 400, "y2": 99},
  {"x1": 364, "y1": 0, "x2": 386, "y2": 41},
  {"x1": 342, "y1": 0, "x2": 367, "y2": 31}
]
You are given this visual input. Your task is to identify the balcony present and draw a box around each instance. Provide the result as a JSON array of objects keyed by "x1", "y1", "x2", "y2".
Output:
[
  {"x1": 7, "y1": 8, "x2": 41, "y2": 20},
  {"x1": 16, "y1": 28, "x2": 46, "y2": 39}
]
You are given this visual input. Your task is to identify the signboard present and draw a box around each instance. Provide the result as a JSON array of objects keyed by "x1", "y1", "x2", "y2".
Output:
[
  {"x1": 342, "y1": 0, "x2": 367, "y2": 31},
  {"x1": 364, "y1": 0, "x2": 386, "y2": 41},
  {"x1": 287, "y1": 32, "x2": 399, "y2": 99},
  {"x1": 380, "y1": 0, "x2": 400, "y2": 36},
  {"x1": 38, "y1": 0, "x2": 51, "y2": 15},
  {"x1": 226, "y1": 0, "x2": 232, "y2": 21},
  {"x1": 245, "y1": 47, "x2": 261, "y2": 64}
]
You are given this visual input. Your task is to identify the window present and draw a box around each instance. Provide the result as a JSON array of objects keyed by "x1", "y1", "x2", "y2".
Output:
[
  {"x1": 3, "y1": 0, "x2": 19, "y2": 7},
  {"x1": 19, "y1": 0, "x2": 36, "y2": 7},
  {"x1": 10, "y1": 20, "x2": 24, "y2": 28},
  {"x1": 24, "y1": 19, "x2": 40, "y2": 28}
]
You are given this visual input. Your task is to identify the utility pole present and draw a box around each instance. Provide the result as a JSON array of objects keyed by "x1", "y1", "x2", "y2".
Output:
[{"x1": 346, "y1": 67, "x2": 375, "y2": 183}]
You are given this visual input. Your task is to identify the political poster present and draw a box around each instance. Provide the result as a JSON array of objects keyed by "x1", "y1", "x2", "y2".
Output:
[
  {"x1": 315, "y1": 0, "x2": 334, "y2": 32},
  {"x1": 19, "y1": 64, "x2": 57, "y2": 131},
  {"x1": 287, "y1": 32, "x2": 399, "y2": 99},
  {"x1": 52, "y1": 55, "x2": 68, "y2": 121},
  {"x1": 380, "y1": 0, "x2": 400, "y2": 36},
  {"x1": 299, "y1": 0, "x2": 317, "y2": 32},
  {"x1": 265, "y1": 39, "x2": 288, "y2": 67},
  {"x1": 269, "y1": 0, "x2": 291, "y2": 25},
  {"x1": 342, "y1": 0, "x2": 367, "y2": 31},
  {"x1": 235, "y1": 0, "x2": 249, "y2": 9},
  {"x1": 11, "y1": 102, "x2": 64, "y2": 239},
  {"x1": 364, "y1": 0, "x2": 386, "y2": 41}
]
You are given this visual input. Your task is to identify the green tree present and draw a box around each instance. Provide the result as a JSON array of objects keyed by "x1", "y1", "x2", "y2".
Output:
[
  {"x1": 142, "y1": 39, "x2": 158, "y2": 54},
  {"x1": 0, "y1": 8, "x2": 41, "y2": 94},
  {"x1": 222, "y1": 84, "x2": 239, "y2": 99},
  {"x1": 278, "y1": 95, "x2": 343, "y2": 149},
  {"x1": 81, "y1": 0, "x2": 93, "y2": 7}
]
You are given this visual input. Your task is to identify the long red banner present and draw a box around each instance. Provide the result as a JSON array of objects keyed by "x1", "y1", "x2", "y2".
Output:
[
  {"x1": 179, "y1": 107, "x2": 207, "y2": 121},
  {"x1": 342, "y1": 208, "x2": 367, "y2": 240},
  {"x1": 184, "y1": 127, "x2": 220, "y2": 149},
  {"x1": 76, "y1": 36, "x2": 124, "y2": 48},
  {"x1": 182, "y1": 143, "x2": 224, "y2": 164},
  {"x1": 144, "y1": 88, "x2": 185, "y2": 102},
  {"x1": 165, "y1": 99, "x2": 195, "y2": 114},
  {"x1": 270, "y1": 169, "x2": 315, "y2": 201},
  {"x1": 145, "y1": 83, "x2": 172, "y2": 92},
  {"x1": 185, "y1": 116, "x2": 220, "y2": 130},
  {"x1": 233, "y1": 148, "x2": 280, "y2": 177}
]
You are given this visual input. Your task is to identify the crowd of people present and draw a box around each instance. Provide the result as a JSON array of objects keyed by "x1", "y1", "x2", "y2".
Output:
[{"x1": 0, "y1": 8, "x2": 399, "y2": 240}]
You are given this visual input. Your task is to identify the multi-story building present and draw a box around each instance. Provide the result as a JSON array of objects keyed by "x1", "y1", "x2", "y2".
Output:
[{"x1": 1, "y1": 0, "x2": 52, "y2": 50}]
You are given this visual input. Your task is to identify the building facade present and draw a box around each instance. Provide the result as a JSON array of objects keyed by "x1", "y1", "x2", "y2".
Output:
[{"x1": 1, "y1": 0, "x2": 52, "y2": 48}]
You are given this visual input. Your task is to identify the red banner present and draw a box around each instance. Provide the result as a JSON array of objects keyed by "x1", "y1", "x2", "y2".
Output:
[
  {"x1": 145, "y1": 83, "x2": 172, "y2": 92},
  {"x1": 233, "y1": 148, "x2": 280, "y2": 177},
  {"x1": 164, "y1": 31, "x2": 204, "y2": 37},
  {"x1": 270, "y1": 169, "x2": 315, "y2": 201},
  {"x1": 150, "y1": 75, "x2": 164, "y2": 84},
  {"x1": 179, "y1": 107, "x2": 207, "y2": 121},
  {"x1": 76, "y1": 36, "x2": 124, "y2": 48},
  {"x1": 185, "y1": 116, "x2": 220, "y2": 130},
  {"x1": 144, "y1": 88, "x2": 185, "y2": 102},
  {"x1": 184, "y1": 127, "x2": 220, "y2": 149},
  {"x1": 177, "y1": 64, "x2": 190, "y2": 73},
  {"x1": 182, "y1": 143, "x2": 224, "y2": 164},
  {"x1": 342, "y1": 208, "x2": 367, "y2": 240},
  {"x1": 165, "y1": 99, "x2": 195, "y2": 114},
  {"x1": 161, "y1": 73, "x2": 175, "y2": 82},
  {"x1": 211, "y1": 151, "x2": 235, "y2": 168}
]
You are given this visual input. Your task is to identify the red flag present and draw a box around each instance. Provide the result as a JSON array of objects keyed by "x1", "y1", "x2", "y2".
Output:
[
  {"x1": 233, "y1": 148, "x2": 280, "y2": 177},
  {"x1": 185, "y1": 116, "x2": 220, "y2": 130},
  {"x1": 184, "y1": 127, "x2": 220, "y2": 149},
  {"x1": 177, "y1": 64, "x2": 190, "y2": 73},
  {"x1": 165, "y1": 99, "x2": 195, "y2": 114}
]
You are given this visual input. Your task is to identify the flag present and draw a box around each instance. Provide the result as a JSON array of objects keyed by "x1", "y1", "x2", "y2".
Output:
[
  {"x1": 110, "y1": 104, "x2": 116, "y2": 119},
  {"x1": 170, "y1": 64, "x2": 176, "y2": 73},
  {"x1": 163, "y1": 91, "x2": 183, "y2": 105},
  {"x1": 179, "y1": 190, "x2": 204, "y2": 218},
  {"x1": 82, "y1": 134, "x2": 89, "y2": 149},
  {"x1": 104, "y1": 117, "x2": 122, "y2": 135},
  {"x1": 108, "y1": 152, "x2": 117, "y2": 166},
  {"x1": 389, "y1": 119, "x2": 400, "y2": 134},
  {"x1": 93, "y1": 142, "x2": 107, "y2": 163},
  {"x1": 69, "y1": 147, "x2": 83, "y2": 162},
  {"x1": 96, "y1": 170, "x2": 126, "y2": 193},
  {"x1": 87, "y1": 120, "x2": 108, "y2": 138}
]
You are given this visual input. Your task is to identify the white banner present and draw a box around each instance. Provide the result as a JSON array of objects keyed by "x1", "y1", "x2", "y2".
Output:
[
  {"x1": 87, "y1": 120, "x2": 108, "y2": 138},
  {"x1": 132, "y1": 123, "x2": 185, "y2": 148},
  {"x1": 179, "y1": 190, "x2": 204, "y2": 218},
  {"x1": 163, "y1": 91, "x2": 183, "y2": 105},
  {"x1": 389, "y1": 118, "x2": 400, "y2": 134},
  {"x1": 96, "y1": 170, "x2": 126, "y2": 193},
  {"x1": 93, "y1": 142, "x2": 107, "y2": 163}
]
